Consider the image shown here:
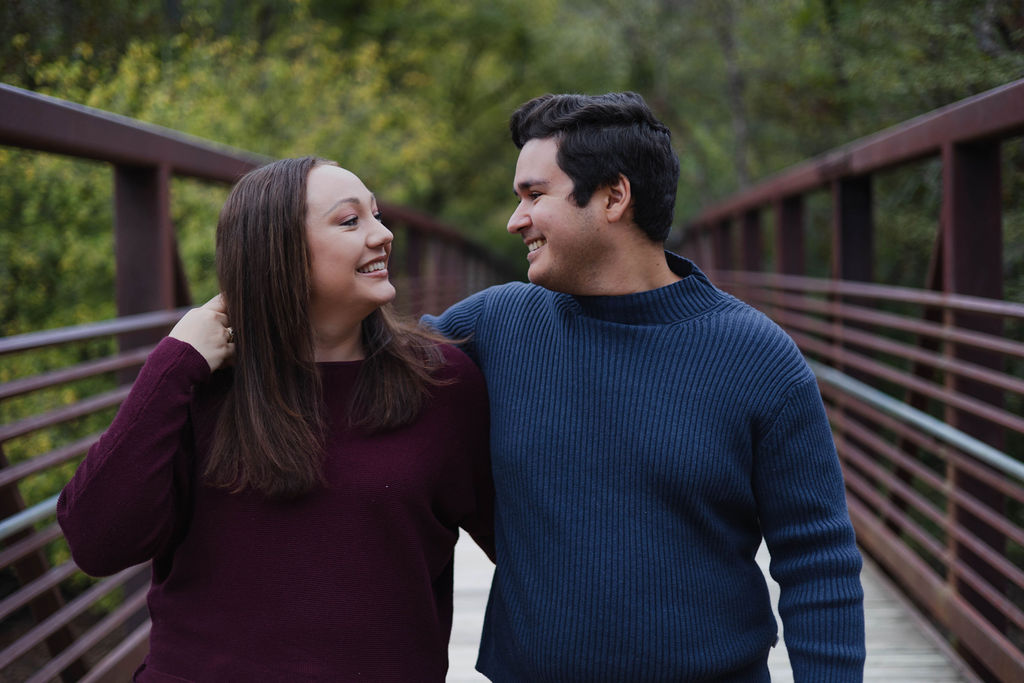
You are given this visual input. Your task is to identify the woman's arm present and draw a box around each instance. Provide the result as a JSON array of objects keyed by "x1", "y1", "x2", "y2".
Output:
[{"x1": 57, "y1": 297, "x2": 233, "y2": 576}]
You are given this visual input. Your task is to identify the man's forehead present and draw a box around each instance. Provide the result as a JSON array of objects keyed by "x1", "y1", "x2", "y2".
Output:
[{"x1": 514, "y1": 139, "x2": 562, "y2": 186}]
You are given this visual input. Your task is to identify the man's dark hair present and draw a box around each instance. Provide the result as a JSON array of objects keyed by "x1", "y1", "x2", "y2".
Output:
[{"x1": 509, "y1": 92, "x2": 680, "y2": 242}]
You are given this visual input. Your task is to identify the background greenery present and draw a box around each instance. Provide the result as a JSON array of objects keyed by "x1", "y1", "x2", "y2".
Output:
[
  {"x1": 1, "y1": 0, "x2": 1023, "y2": 567},
  {"x1": 1, "y1": 0, "x2": 1022, "y2": 463},
  {"x1": 2, "y1": 0, "x2": 1023, "y2": 323},
  {"x1": 0, "y1": 0, "x2": 1023, "y2": 663}
]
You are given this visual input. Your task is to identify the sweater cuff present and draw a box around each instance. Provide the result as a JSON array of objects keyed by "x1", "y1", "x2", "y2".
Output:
[{"x1": 150, "y1": 336, "x2": 212, "y2": 385}]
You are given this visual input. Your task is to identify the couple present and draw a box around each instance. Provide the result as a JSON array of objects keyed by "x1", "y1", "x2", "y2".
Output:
[{"x1": 58, "y1": 92, "x2": 865, "y2": 682}]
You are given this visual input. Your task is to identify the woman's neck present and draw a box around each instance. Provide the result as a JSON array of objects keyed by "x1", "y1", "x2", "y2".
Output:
[{"x1": 311, "y1": 319, "x2": 364, "y2": 362}]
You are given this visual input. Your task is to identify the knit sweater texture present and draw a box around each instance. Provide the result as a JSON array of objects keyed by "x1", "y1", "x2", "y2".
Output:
[
  {"x1": 58, "y1": 337, "x2": 494, "y2": 682},
  {"x1": 423, "y1": 253, "x2": 865, "y2": 682}
]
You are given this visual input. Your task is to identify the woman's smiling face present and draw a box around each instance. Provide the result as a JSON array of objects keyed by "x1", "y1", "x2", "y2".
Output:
[{"x1": 304, "y1": 164, "x2": 395, "y2": 323}]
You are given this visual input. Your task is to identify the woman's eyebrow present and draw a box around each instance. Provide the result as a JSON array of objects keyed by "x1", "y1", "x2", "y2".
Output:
[{"x1": 322, "y1": 194, "x2": 375, "y2": 217}]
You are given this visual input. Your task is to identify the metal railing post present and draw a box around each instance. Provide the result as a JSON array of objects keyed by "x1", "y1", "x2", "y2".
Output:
[
  {"x1": 774, "y1": 196, "x2": 804, "y2": 275},
  {"x1": 741, "y1": 209, "x2": 762, "y2": 273},
  {"x1": 711, "y1": 217, "x2": 733, "y2": 273},
  {"x1": 113, "y1": 162, "x2": 180, "y2": 353},
  {"x1": 942, "y1": 139, "x2": 1007, "y2": 676}
]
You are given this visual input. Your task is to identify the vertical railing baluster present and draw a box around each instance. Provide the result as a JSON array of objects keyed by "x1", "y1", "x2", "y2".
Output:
[
  {"x1": 942, "y1": 139, "x2": 1007, "y2": 678},
  {"x1": 831, "y1": 175, "x2": 883, "y2": 529},
  {"x1": 113, "y1": 163, "x2": 178, "y2": 356},
  {"x1": 711, "y1": 217, "x2": 733, "y2": 276},
  {"x1": 832, "y1": 176, "x2": 873, "y2": 284},
  {"x1": 774, "y1": 196, "x2": 804, "y2": 276},
  {"x1": 741, "y1": 209, "x2": 761, "y2": 273}
]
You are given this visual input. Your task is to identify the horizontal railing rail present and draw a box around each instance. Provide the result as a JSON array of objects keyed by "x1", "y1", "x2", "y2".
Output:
[
  {"x1": 687, "y1": 78, "x2": 1024, "y2": 229},
  {"x1": 0, "y1": 84, "x2": 518, "y2": 681},
  {"x1": 1, "y1": 312, "x2": 186, "y2": 680}
]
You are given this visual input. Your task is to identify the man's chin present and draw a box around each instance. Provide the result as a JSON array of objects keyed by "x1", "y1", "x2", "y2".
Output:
[
  {"x1": 527, "y1": 268, "x2": 569, "y2": 294},
  {"x1": 526, "y1": 265, "x2": 549, "y2": 289}
]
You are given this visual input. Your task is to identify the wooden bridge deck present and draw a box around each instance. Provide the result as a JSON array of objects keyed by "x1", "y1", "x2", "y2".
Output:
[{"x1": 447, "y1": 539, "x2": 979, "y2": 682}]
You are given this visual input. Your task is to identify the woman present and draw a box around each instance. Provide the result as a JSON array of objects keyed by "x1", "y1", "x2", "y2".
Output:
[{"x1": 57, "y1": 157, "x2": 494, "y2": 681}]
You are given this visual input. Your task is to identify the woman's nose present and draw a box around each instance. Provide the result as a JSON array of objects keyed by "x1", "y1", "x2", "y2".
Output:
[{"x1": 369, "y1": 219, "x2": 393, "y2": 248}]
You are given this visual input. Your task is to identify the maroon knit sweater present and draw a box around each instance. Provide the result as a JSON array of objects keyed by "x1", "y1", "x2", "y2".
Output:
[{"x1": 57, "y1": 337, "x2": 494, "y2": 682}]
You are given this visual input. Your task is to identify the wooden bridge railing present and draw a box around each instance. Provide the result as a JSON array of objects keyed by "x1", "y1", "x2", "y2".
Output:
[
  {"x1": 682, "y1": 78, "x2": 1024, "y2": 682},
  {"x1": 0, "y1": 84, "x2": 517, "y2": 681}
]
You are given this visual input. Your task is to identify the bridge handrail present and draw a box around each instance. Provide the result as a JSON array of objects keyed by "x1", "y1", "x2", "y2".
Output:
[
  {"x1": 808, "y1": 361, "x2": 1024, "y2": 482},
  {"x1": 691, "y1": 78, "x2": 1024, "y2": 224},
  {"x1": 0, "y1": 310, "x2": 190, "y2": 356},
  {"x1": 0, "y1": 83, "x2": 268, "y2": 181},
  {"x1": 721, "y1": 270, "x2": 1024, "y2": 319}
]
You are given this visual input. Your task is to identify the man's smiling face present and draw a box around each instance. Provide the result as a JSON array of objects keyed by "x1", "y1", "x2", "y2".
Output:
[{"x1": 506, "y1": 137, "x2": 617, "y2": 295}]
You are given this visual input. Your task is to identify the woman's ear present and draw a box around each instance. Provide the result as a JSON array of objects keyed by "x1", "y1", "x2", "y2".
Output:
[{"x1": 603, "y1": 173, "x2": 632, "y2": 223}]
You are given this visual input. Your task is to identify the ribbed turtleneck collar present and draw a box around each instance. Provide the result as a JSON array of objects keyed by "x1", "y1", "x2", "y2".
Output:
[{"x1": 568, "y1": 252, "x2": 727, "y2": 325}]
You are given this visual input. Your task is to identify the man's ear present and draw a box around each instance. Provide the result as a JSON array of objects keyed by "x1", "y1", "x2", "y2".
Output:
[{"x1": 603, "y1": 174, "x2": 632, "y2": 223}]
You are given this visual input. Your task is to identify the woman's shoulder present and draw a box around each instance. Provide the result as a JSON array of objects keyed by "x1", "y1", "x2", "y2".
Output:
[
  {"x1": 435, "y1": 342, "x2": 481, "y2": 376},
  {"x1": 429, "y1": 342, "x2": 485, "y2": 393}
]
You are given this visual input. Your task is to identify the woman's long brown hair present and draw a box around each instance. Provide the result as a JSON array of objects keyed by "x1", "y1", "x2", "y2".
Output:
[{"x1": 206, "y1": 156, "x2": 449, "y2": 499}]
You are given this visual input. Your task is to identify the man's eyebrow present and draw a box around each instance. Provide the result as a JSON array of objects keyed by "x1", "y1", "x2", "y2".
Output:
[
  {"x1": 322, "y1": 193, "x2": 376, "y2": 217},
  {"x1": 515, "y1": 179, "x2": 548, "y2": 193}
]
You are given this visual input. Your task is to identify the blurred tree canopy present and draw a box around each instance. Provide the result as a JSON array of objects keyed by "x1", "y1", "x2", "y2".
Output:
[
  {"x1": 1, "y1": 0, "x2": 1023, "y2": 535},
  {"x1": 1, "y1": 0, "x2": 1023, "y2": 333},
  {"x1": 2, "y1": 0, "x2": 1023, "y2": 607}
]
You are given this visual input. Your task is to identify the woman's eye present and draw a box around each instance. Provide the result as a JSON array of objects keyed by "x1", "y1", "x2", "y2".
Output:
[
  {"x1": 340, "y1": 216, "x2": 358, "y2": 227},
  {"x1": 373, "y1": 211, "x2": 383, "y2": 222}
]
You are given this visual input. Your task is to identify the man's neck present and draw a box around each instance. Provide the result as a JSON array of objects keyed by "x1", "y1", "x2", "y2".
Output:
[{"x1": 577, "y1": 245, "x2": 681, "y2": 296}]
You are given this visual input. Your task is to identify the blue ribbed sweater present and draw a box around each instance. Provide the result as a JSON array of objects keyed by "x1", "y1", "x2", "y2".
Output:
[{"x1": 424, "y1": 254, "x2": 864, "y2": 682}]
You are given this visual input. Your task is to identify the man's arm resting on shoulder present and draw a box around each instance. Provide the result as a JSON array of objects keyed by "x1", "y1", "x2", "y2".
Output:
[{"x1": 420, "y1": 288, "x2": 491, "y2": 363}]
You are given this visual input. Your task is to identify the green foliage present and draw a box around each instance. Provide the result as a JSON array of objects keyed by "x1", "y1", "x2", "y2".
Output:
[
  {"x1": 0, "y1": 0, "x2": 1022, "y2": 647},
  {"x1": 2, "y1": 0, "x2": 1024, "y2": 517}
]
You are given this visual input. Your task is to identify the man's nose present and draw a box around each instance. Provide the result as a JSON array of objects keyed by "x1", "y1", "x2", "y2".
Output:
[{"x1": 507, "y1": 203, "x2": 530, "y2": 234}]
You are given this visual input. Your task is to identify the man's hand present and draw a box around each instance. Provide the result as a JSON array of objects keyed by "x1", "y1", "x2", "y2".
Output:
[{"x1": 169, "y1": 294, "x2": 234, "y2": 371}]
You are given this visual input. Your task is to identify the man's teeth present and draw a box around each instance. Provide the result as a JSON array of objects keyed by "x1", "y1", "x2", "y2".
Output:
[
  {"x1": 358, "y1": 261, "x2": 386, "y2": 273},
  {"x1": 527, "y1": 239, "x2": 547, "y2": 253}
]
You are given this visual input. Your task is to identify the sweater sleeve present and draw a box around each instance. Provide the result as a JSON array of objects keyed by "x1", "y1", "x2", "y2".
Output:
[
  {"x1": 753, "y1": 376, "x2": 866, "y2": 682},
  {"x1": 433, "y1": 345, "x2": 495, "y2": 562},
  {"x1": 456, "y1": 365, "x2": 495, "y2": 562},
  {"x1": 57, "y1": 336, "x2": 211, "y2": 577},
  {"x1": 420, "y1": 288, "x2": 491, "y2": 364}
]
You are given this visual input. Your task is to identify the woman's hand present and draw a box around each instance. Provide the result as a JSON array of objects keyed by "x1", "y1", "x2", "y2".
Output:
[{"x1": 169, "y1": 294, "x2": 235, "y2": 372}]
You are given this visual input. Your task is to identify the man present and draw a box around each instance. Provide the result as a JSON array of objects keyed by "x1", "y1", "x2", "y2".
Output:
[{"x1": 425, "y1": 92, "x2": 865, "y2": 681}]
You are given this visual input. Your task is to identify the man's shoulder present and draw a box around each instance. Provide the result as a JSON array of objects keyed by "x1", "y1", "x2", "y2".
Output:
[
  {"x1": 483, "y1": 280, "x2": 551, "y2": 301},
  {"x1": 700, "y1": 295, "x2": 808, "y2": 369},
  {"x1": 465, "y1": 280, "x2": 559, "y2": 315}
]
